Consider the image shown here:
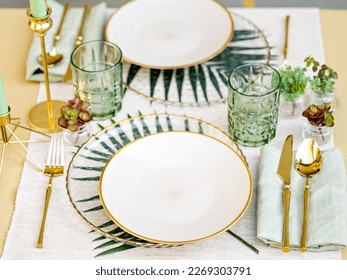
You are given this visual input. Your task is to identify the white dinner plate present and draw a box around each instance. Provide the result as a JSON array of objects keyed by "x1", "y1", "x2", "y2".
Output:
[
  {"x1": 105, "y1": 0, "x2": 234, "y2": 69},
  {"x1": 99, "y1": 131, "x2": 252, "y2": 244}
]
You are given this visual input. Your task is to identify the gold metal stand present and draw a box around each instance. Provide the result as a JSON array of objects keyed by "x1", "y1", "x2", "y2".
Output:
[
  {"x1": 0, "y1": 108, "x2": 51, "y2": 175},
  {"x1": 27, "y1": 6, "x2": 65, "y2": 133}
]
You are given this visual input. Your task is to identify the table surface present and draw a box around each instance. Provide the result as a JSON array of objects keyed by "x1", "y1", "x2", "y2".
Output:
[{"x1": 0, "y1": 8, "x2": 346, "y2": 259}]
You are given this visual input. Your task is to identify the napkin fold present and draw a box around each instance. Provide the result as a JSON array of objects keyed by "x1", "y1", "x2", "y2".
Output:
[
  {"x1": 257, "y1": 145, "x2": 347, "y2": 251},
  {"x1": 26, "y1": 0, "x2": 107, "y2": 82}
]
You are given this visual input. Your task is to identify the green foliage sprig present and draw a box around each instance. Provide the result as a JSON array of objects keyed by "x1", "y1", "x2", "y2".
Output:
[
  {"x1": 304, "y1": 55, "x2": 338, "y2": 93},
  {"x1": 302, "y1": 103, "x2": 334, "y2": 127},
  {"x1": 58, "y1": 97, "x2": 93, "y2": 132},
  {"x1": 278, "y1": 65, "x2": 309, "y2": 101}
]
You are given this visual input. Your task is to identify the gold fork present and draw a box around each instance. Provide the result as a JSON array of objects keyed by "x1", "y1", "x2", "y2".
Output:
[{"x1": 37, "y1": 137, "x2": 64, "y2": 249}]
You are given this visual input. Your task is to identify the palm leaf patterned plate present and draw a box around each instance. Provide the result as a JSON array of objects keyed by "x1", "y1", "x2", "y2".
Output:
[
  {"x1": 124, "y1": 12, "x2": 274, "y2": 105},
  {"x1": 66, "y1": 114, "x2": 251, "y2": 254}
]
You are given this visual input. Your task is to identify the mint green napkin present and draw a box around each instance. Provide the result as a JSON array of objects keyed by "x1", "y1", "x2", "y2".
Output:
[
  {"x1": 257, "y1": 146, "x2": 347, "y2": 251},
  {"x1": 26, "y1": 0, "x2": 106, "y2": 82}
]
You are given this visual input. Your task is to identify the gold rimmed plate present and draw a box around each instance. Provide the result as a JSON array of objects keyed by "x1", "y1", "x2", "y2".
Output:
[
  {"x1": 66, "y1": 114, "x2": 252, "y2": 248},
  {"x1": 99, "y1": 131, "x2": 252, "y2": 245},
  {"x1": 105, "y1": 0, "x2": 234, "y2": 69}
]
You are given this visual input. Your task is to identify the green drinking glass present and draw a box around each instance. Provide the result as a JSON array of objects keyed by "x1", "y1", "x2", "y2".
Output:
[{"x1": 228, "y1": 64, "x2": 281, "y2": 147}]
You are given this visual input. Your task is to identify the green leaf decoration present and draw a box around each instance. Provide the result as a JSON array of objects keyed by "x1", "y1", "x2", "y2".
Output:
[
  {"x1": 94, "y1": 240, "x2": 117, "y2": 250},
  {"x1": 97, "y1": 123, "x2": 105, "y2": 130},
  {"x1": 76, "y1": 195, "x2": 100, "y2": 203},
  {"x1": 184, "y1": 118, "x2": 190, "y2": 131},
  {"x1": 95, "y1": 220, "x2": 115, "y2": 229},
  {"x1": 126, "y1": 64, "x2": 141, "y2": 85},
  {"x1": 150, "y1": 69, "x2": 161, "y2": 97},
  {"x1": 82, "y1": 148, "x2": 113, "y2": 159},
  {"x1": 207, "y1": 67, "x2": 223, "y2": 98},
  {"x1": 94, "y1": 136, "x2": 116, "y2": 155},
  {"x1": 175, "y1": 69, "x2": 185, "y2": 102},
  {"x1": 155, "y1": 115, "x2": 163, "y2": 132},
  {"x1": 127, "y1": 114, "x2": 142, "y2": 139},
  {"x1": 73, "y1": 166, "x2": 104, "y2": 172},
  {"x1": 72, "y1": 176, "x2": 100, "y2": 181},
  {"x1": 114, "y1": 124, "x2": 131, "y2": 145},
  {"x1": 94, "y1": 244, "x2": 135, "y2": 258},
  {"x1": 227, "y1": 230, "x2": 259, "y2": 254},
  {"x1": 105, "y1": 130, "x2": 123, "y2": 150},
  {"x1": 188, "y1": 66, "x2": 198, "y2": 102},
  {"x1": 83, "y1": 205, "x2": 103, "y2": 213},
  {"x1": 163, "y1": 70, "x2": 174, "y2": 100},
  {"x1": 139, "y1": 116, "x2": 151, "y2": 136},
  {"x1": 80, "y1": 155, "x2": 109, "y2": 163},
  {"x1": 198, "y1": 122, "x2": 204, "y2": 134},
  {"x1": 166, "y1": 115, "x2": 173, "y2": 131},
  {"x1": 92, "y1": 227, "x2": 125, "y2": 242},
  {"x1": 198, "y1": 65, "x2": 208, "y2": 102}
]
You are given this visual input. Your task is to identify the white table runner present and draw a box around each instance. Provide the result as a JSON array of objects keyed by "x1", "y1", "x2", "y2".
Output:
[{"x1": 2, "y1": 8, "x2": 341, "y2": 259}]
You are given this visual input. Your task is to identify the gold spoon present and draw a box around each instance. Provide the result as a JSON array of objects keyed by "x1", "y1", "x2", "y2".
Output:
[
  {"x1": 37, "y1": 3, "x2": 70, "y2": 67},
  {"x1": 294, "y1": 138, "x2": 322, "y2": 252}
]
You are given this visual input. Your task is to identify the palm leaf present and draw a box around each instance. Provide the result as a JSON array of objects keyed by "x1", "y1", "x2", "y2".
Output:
[
  {"x1": 198, "y1": 65, "x2": 208, "y2": 102},
  {"x1": 80, "y1": 155, "x2": 108, "y2": 163},
  {"x1": 150, "y1": 69, "x2": 161, "y2": 97},
  {"x1": 188, "y1": 66, "x2": 198, "y2": 102},
  {"x1": 155, "y1": 115, "x2": 163, "y2": 132},
  {"x1": 83, "y1": 205, "x2": 103, "y2": 213},
  {"x1": 71, "y1": 176, "x2": 100, "y2": 181},
  {"x1": 114, "y1": 124, "x2": 131, "y2": 145},
  {"x1": 139, "y1": 115, "x2": 151, "y2": 135},
  {"x1": 105, "y1": 130, "x2": 123, "y2": 150},
  {"x1": 127, "y1": 114, "x2": 142, "y2": 139},
  {"x1": 175, "y1": 69, "x2": 185, "y2": 102},
  {"x1": 166, "y1": 115, "x2": 173, "y2": 131},
  {"x1": 163, "y1": 70, "x2": 174, "y2": 100},
  {"x1": 76, "y1": 195, "x2": 100, "y2": 203},
  {"x1": 207, "y1": 67, "x2": 223, "y2": 98},
  {"x1": 94, "y1": 136, "x2": 116, "y2": 155},
  {"x1": 73, "y1": 166, "x2": 104, "y2": 172},
  {"x1": 95, "y1": 244, "x2": 134, "y2": 258},
  {"x1": 227, "y1": 230, "x2": 259, "y2": 254}
]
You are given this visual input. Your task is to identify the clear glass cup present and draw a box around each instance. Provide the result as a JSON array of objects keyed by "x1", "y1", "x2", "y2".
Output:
[
  {"x1": 71, "y1": 40, "x2": 123, "y2": 121},
  {"x1": 228, "y1": 64, "x2": 281, "y2": 147}
]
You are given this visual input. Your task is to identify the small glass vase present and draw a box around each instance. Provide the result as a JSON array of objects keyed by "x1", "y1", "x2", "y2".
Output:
[
  {"x1": 307, "y1": 87, "x2": 336, "y2": 106},
  {"x1": 279, "y1": 94, "x2": 304, "y2": 118},
  {"x1": 63, "y1": 123, "x2": 91, "y2": 146},
  {"x1": 302, "y1": 120, "x2": 332, "y2": 145}
]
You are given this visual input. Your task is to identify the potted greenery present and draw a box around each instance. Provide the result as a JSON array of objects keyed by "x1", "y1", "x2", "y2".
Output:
[
  {"x1": 304, "y1": 55, "x2": 338, "y2": 105},
  {"x1": 58, "y1": 97, "x2": 93, "y2": 145},
  {"x1": 302, "y1": 103, "x2": 334, "y2": 145},
  {"x1": 278, "y1": 65, "x2": 310, "y2": 118}
]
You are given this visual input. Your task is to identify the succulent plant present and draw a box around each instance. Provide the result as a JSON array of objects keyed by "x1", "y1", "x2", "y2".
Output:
[
  {"x1": 304, "y1": 55, "x2": 338, "y2": 93},
  {"x1": 58, "y1": 97, "x2": 92, "y2": 132},
  {"x1": 302, "y1": 103, "x2": 334, "y2": 127},
  {"x1": 278, "y1": 65, "x2": 310, "y2": 102}
]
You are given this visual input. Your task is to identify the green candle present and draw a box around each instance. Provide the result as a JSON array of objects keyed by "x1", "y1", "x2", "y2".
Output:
[
  {"x1": 29, "y1": 0, "x2": 47, "y2": 18},
  {"x1": 0, "y1": 72, "x2": 9, "y2": 116}
]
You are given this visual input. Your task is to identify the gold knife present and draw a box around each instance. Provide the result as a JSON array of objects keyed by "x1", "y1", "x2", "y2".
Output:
[
  {"x1": 63, "y1": 4, "x2": 90, "y2": 83},
  {"x1": 277, "y1": 135, "x2": 293, "y2": 252}
]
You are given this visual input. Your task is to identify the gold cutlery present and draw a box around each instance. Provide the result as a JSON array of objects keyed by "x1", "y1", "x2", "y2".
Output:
[
  {"x1": 37, "y1": 3, "x2": 70, "y2": 67},
  {"x1": 277, "y1": 135, "x2": 293, "y2": 252},
  {"x1": 283, "y1": 15, "x2": 290, "y2": 65},
  {"x1": 294, "y1": 138, "x2": 322, "y2": 252},
  {"x1": 37, "y1": 137, "x2": 64, "y2": 248},
  {"x1": 63, "y1": 3, "x2": 90, "y2": 82}
]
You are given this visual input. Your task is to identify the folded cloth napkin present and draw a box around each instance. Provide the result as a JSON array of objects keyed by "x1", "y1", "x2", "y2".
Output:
[
  {"x1": 257, "y1": 145, "x2": 347, "y2": 251},
  {"x1": 26, "y1": 0, "x2": 106, "y2": 82}
]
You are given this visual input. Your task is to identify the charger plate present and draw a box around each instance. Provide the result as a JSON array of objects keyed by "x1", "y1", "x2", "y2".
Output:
[
  {"x1": 99, "y1": 131, "x2": 252, "y2": 244},
  {"x1": 105, "y1": 0, "x2": 233, "y2": 69},
  {"x1": 123, "y1": 12, "x2": 272, "y2": 105},
  {"x1": 66, "y1": 114, "x2": 252, "y2": 248}
]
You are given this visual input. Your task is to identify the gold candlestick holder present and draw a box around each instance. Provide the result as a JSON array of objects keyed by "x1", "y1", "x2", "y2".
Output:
[
  {"x1": 27, "y1": 6, "x2": 65, "y2": 133},
  {"x1": 0, "y1": 108, "x2": 51, "y2": 175}
]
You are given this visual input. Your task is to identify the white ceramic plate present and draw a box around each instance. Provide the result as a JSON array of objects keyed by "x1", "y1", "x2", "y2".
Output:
[
  {"x1": 105, "y1": 0, "x2": 234, "y2": 69},
  {"x1": 99, "y1": 131, "x2": 251, "y2": 244}
]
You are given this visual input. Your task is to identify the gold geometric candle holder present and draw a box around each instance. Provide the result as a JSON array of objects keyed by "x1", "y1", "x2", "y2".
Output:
[
  {"x1": 27, "y1": 6, "x2": 65, "y2": 133},
  {"x1": 0, "y1": 107, "x2": 51, "y2": 175}
]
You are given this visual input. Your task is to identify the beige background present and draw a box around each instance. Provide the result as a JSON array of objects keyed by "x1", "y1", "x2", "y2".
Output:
[{"x1": 0, "y1": 8, "x2": 346, "y2": 259}]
